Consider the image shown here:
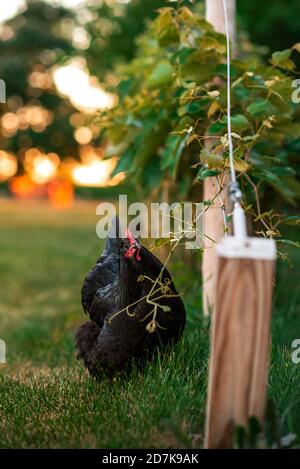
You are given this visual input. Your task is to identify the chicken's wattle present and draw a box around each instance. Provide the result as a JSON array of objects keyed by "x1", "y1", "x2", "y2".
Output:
[{"x1": 124, "y1": 244, "x2": 141, "y2": 261}]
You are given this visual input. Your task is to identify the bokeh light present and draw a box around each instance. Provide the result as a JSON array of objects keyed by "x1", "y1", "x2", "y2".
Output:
[
  {"x1": 24, "y1": 149, "x2": 60, "y2": 184},
  {"x1": 0, "y1": 151, "x2": 18, "y2": 182},
  {"x1": 9, "y1": 174, "x2": 42, "y2": 199},
  {"x1": 1, "y1": 106, "x2": 53, "y2": 136},
  {"x1": 74, "y1": 126, "x2": 93, "y2": 145},
  {"x1": 68, "y1": 146, "x2": 125, "y2": 187},
  {"x1": 47, "y1": 179, "x2": 74, "y2": 209},
  {"x1": 53, "y1": 59, "x2": 116, "y2": 113}
]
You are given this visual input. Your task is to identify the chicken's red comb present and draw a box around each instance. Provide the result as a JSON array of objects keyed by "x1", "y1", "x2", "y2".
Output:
[{"x1": 125, "y1": 228, "x2": 135, "y2": 245}]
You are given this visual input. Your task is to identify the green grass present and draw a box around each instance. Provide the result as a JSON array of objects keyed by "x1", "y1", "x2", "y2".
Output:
[{"x1": 0, "y1": 199, "x2": 299, "y2": 448}]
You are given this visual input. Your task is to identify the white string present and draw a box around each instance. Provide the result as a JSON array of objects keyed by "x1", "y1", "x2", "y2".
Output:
[
  {"x1": 222, "y1": 0, "x2": 236, "y2": 185},
  {"x1": 222, "y1": 0, "x2": 247, "y2": 239},
  {"x1": 212, "y1": 0, "x2": 235, "y2": 236}
]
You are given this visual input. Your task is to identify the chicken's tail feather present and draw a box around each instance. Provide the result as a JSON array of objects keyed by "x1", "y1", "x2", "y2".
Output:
[{"x1": 75, "y1": 321, "x2": 101, "y2": 360}]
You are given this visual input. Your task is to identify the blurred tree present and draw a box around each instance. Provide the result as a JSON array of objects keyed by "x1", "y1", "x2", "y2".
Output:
[
  {"x1": 85, "y1": 0, "x2": 300, "y2": 80},
  {"x1": 85, "y1": 0, "x2": 170, "y2": 78},
  {"x1": 238, "y1": 0, "x2": 300, "y2": 53},
  {"x1": 100, "y1": 5, "x2": 300, "y2": 243},
  {"x1": 1, "y1": 0, "x2": 299, "y2": 172},
  {"x1": 0, "y1": 0, "x2": 79, "y2": 158}
]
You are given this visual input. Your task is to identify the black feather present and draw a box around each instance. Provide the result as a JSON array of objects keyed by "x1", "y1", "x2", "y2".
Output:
[{"x1": 76, "y1": 216, "x2": 186, "y2": 377}]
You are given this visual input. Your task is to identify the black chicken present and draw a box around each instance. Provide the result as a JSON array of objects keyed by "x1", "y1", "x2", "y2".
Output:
[{"x1": 75, "y1": 217, "x2": 186, "y2": 377}]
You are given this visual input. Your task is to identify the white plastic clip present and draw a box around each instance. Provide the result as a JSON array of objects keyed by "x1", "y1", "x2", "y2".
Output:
[{"x1": 233, "y1": 202, "x2": 247, "y2": 240}]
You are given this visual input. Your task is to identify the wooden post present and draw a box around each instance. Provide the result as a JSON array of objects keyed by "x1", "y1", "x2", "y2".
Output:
[
  {"x1": 205, "y1": 236, "x2": 276, "y2": 448},
  {"x1": 203, "y1": 0, "x2": 236, "y2": 315},
  {"x1": 206, "y1": 0, "x2": 236, "y2": 47}
]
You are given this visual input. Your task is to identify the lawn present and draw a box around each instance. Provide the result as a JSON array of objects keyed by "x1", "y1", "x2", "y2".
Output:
[{"x1": 0, "y1": 199, "x2": 299, "y2": 448}]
